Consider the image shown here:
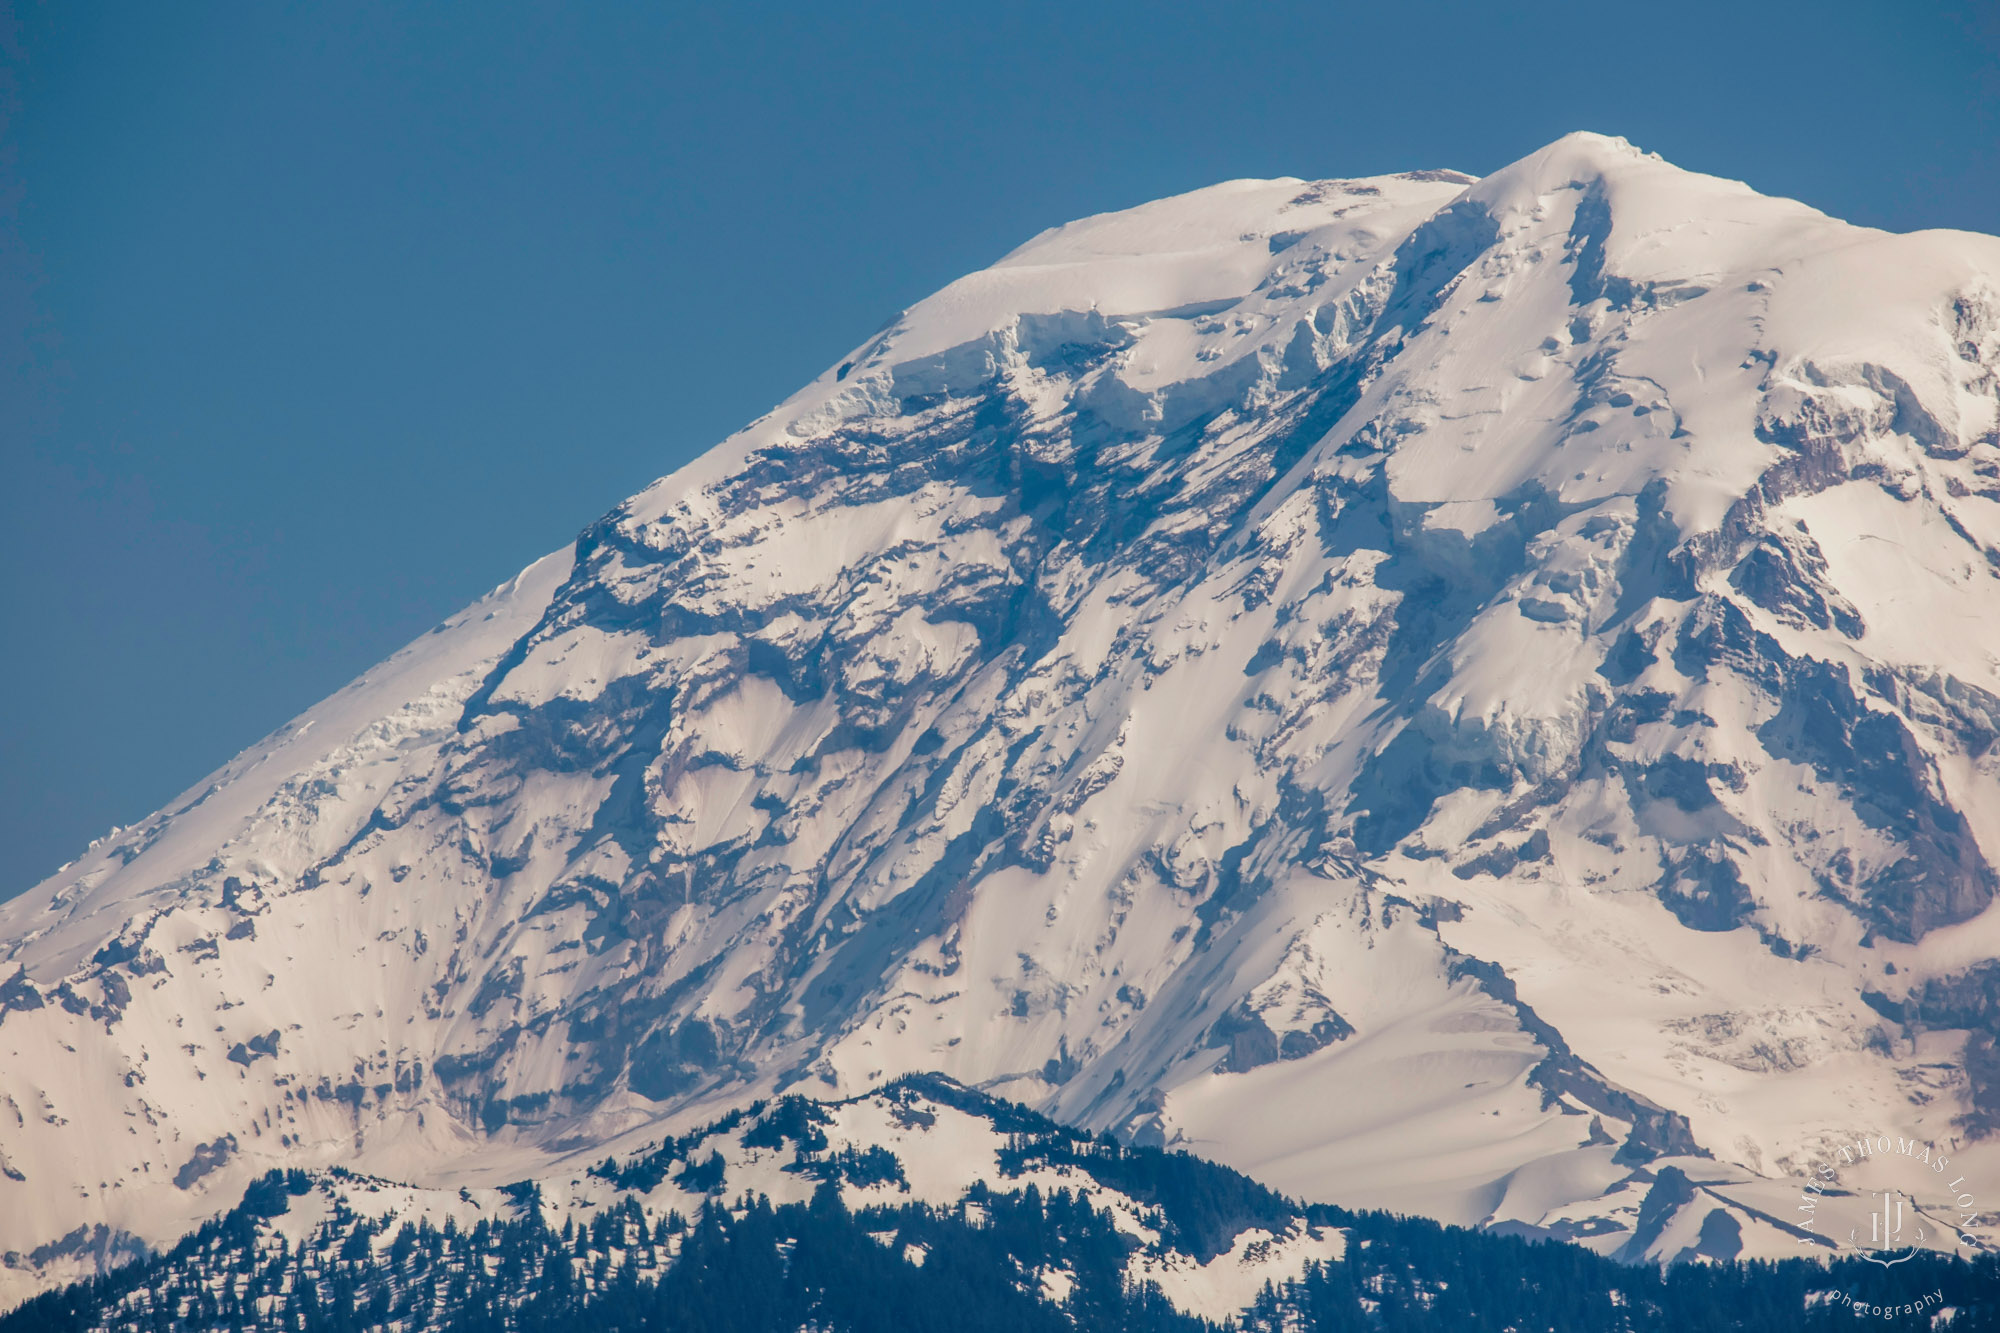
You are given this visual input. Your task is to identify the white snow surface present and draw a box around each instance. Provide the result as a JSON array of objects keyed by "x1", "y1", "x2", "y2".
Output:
[{"x1": 7, "y1": 131, "x2": 2000, "y2": 1304}]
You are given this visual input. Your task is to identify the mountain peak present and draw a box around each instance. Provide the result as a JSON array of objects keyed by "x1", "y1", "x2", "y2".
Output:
[{"x1": 7, "y1": 136, "x2": 2000, "y2": 1306}]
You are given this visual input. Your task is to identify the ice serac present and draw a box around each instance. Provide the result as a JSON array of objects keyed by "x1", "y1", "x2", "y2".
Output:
[{"x1": 7, "y1": 131, "x2": 2000, "y2": 1302}]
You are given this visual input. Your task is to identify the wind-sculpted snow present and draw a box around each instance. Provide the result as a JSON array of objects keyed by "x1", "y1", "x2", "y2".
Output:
[{"x1": 8, "y1": 132, "x2": 2000, "y2": 1304}]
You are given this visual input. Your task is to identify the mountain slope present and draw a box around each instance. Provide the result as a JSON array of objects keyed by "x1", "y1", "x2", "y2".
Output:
[
  {"x1": 7, "y1": 131, "x2": 2000, "y2": 1303},
  {"x1": 7, "y1": 1077, "x2": 1994, "y2": 1332}
]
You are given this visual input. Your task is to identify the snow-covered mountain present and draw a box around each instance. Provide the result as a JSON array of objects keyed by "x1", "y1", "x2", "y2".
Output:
[{"x1": 7, "y1": 130, "x2": 2000, "y2": 1304}]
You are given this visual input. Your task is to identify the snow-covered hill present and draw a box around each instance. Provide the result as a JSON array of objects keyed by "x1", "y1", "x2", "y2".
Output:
[
  {"x1": 8, "y1": 131, "x2": 2000, "y2": 1304},
  {"x1": 22, "y1": 1076, "x2": 1987, "y2": 1332},
  {"x1": 9, "y1": 1077, "x2": 1350, "y2": 1331}
]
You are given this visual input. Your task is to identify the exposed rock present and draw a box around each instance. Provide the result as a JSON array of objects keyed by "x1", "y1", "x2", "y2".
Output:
[
  {"x1": 1451, "y1": 955, "x2": 1702, "y2": 1164},
  {"x1": 171, "y1": 1136, "x2": 238, "y2": 1191},
  {"x1": 0, "y1": 970, "x2": 43, "y2": 1019},
  {"x1": 1868, "y1": 962, "x2": 2000, "y2": 1137},
  {"x1": 226, "y1": 1031, "x2": 282, "y2": 1068},
  {"x1": 1728, "y1": 528, "x2": 1864, "y2": 639}
]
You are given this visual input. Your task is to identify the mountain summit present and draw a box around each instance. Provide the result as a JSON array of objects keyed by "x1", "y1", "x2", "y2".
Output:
[{"x1": 7, "y1": 132, "x2": 2000, "y2": 1301}]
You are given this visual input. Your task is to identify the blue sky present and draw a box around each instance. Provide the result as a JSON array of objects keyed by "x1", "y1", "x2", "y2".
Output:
[{"x1": 2, "y1": 0, "x2": 1997, "y2": 898}]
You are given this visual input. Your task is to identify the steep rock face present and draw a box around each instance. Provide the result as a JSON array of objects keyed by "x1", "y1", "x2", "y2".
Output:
[{"x1": 7, "y1": 132, "x2": 2000, "y2": 1301}]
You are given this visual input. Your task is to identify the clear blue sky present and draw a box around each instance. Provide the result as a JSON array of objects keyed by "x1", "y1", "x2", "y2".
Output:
[{"x1": 3, "y1": 0, "x2": 1997, "y2": 899}]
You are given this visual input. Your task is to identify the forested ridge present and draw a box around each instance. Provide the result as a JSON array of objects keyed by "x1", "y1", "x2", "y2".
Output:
[{"x1": 4, "y1": 1078, "x2": 1995, "y2": 1331}]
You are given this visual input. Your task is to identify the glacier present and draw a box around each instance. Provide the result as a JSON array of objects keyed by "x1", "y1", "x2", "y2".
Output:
[{"x1": 6, "y1": 130, "x2": 2000, "y2": 1302}]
